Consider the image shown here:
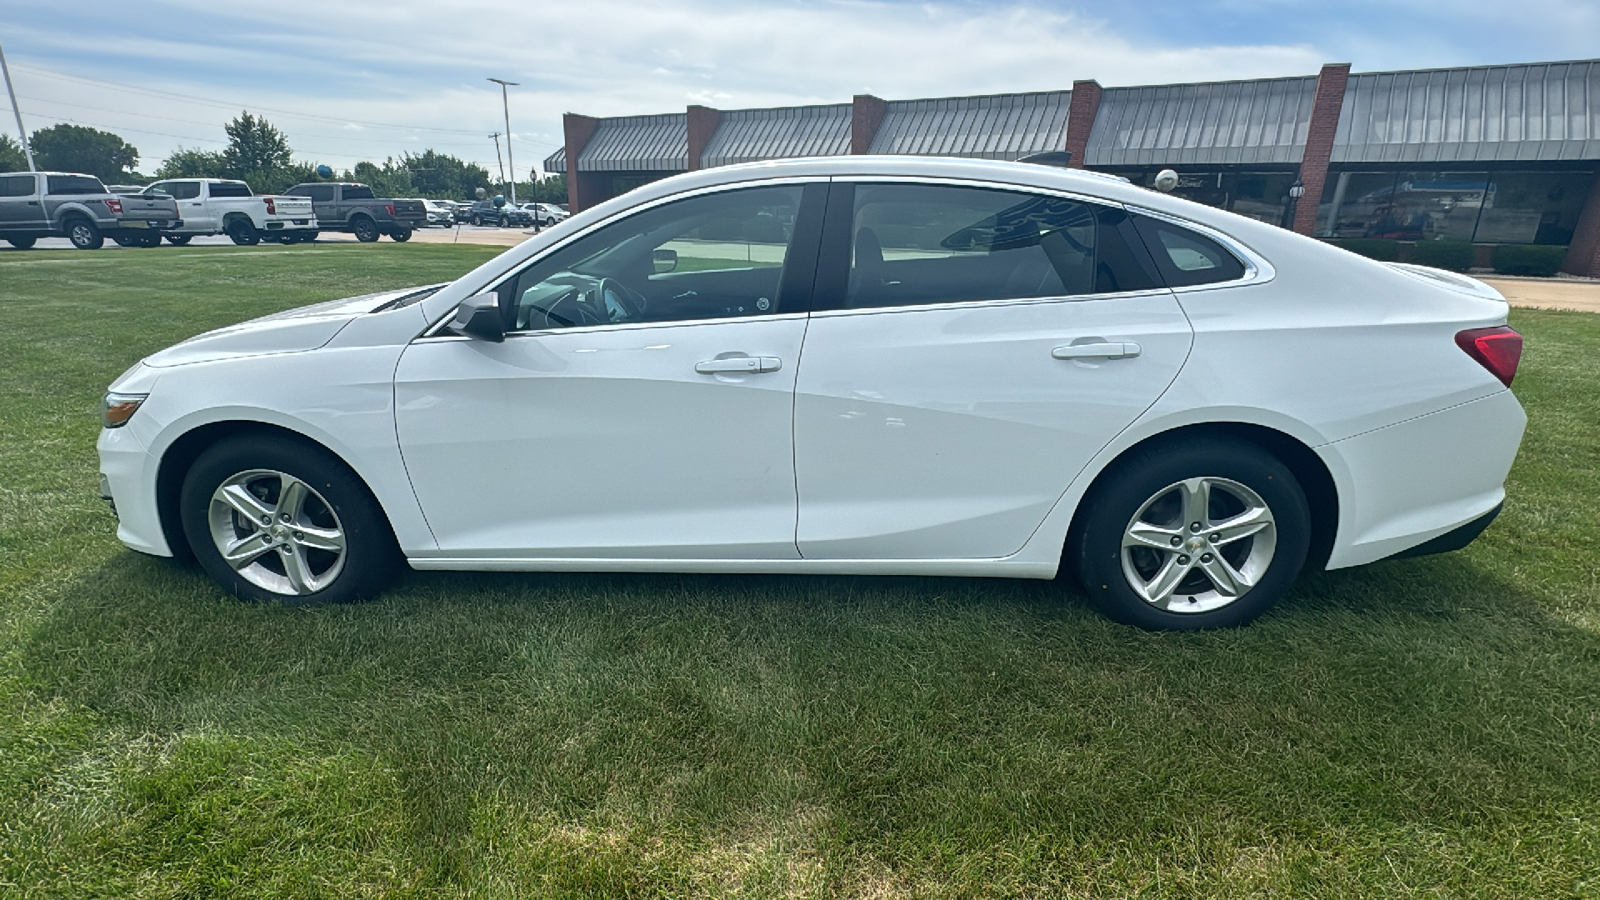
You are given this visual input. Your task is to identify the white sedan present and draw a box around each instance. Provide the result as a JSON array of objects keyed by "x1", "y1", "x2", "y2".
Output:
[{"x1": 96, "y1": 156, "x2": 1526, "y2": 628}]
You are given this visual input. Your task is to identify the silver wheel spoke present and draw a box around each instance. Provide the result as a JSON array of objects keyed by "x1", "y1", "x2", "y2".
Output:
[
  {"x1": 219, "y1": 483, "x2": 275, "y2": 524},
  {"x1": 1197, "y1": 553, "x2": 1252, "y2": 597},
  {"x1": 278, "y1": 477, "x2": 310, "y2": 522},
  {"x1": 1140, "y1": 554, "x2": 1190, "y2": 606},
  {"x1": 1180, "y1": 478, "x2": 1211, "y2": 529},
  {"x1": 221, "y1": 533, "x2": 274, "y2": 570},
  {"x1": 1123, "y1": 520, "x2": 1184, "y2": 552},
  {"x1": 294, "y1": 524, "x2": 345, "y2": 554},
  {"x1": 281, "y1": 546, "x2": 317, "y2": 595},
  {"x1": 1211, "y1": 505, "x2": 1273, "y2": 546}
]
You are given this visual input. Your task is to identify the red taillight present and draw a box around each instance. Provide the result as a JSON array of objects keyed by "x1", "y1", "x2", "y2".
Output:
[
  {"x1": 384, "y1": 204, "x2": 395, "y2": 216},
  {"x1": 105, "y1": 198, "x2": 122, "y2": 214},
  {"x1": 1456, "y1": 326, "x2": 1523, "y2": 387},
  {"x1": 263, "y1": 197, "x2": 276, "y2": 214}
]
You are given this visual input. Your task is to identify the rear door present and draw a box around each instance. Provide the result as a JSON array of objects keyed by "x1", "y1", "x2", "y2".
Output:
[
  {"x1": 792, "y1": 179, "x2": 1194, "y2": 559},
  {"x1": 0, "y1": 173, "x2": 45, "y2": 232},
  {"x1": 152, "y1": 181, "x2": 208, "y2": 230}
]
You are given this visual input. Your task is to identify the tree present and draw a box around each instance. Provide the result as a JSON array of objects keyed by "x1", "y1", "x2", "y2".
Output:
[
  {"x1": 0, "y1": 134, "x2": 27, "y2": 172},
  {"x1": 349, "y1": 159, "x2": 414, "y2": 198},
  {"x1": 155, "y1": 147, "x2": 228, "y2": 180},
  {"x1": 29, "y1": 124, "x2": 139, "y2": 182},
  {"x1": 222, "y1": 112, "x2": 293, "y2": 175},
  {"x1": 397, "y1": 149, "x2": 492, "y2": 200}
]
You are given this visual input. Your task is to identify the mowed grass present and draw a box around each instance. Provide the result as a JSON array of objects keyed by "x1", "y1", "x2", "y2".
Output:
[{"x1": 1, "y1": 241, "x2": 1597, "y2": 898}]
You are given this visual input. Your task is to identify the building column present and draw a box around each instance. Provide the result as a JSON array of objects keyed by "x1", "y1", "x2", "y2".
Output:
[
  {"x1": 687, "y1": 105, "x2": 721, "y2": 171},
  {"x1": 1062, "y1": 80, "x2": 1103, "y2": 168},
  {"x1": 1562, "y1": 174, "x2": 1600, "y2": 277},
  {"x1": 562, "y1": 113, "x2": 604, "y2": 213},
  {"x1": 851, "y1": 94, "x2": 887, "y2": 154},
  {"x1": 1292, "y1": 63, "x2": 1351, "y2": 235}
]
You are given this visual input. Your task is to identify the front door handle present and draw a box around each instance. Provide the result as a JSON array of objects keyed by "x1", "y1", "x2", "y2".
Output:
[
  {"x1": 695, "y1": 356, "x2": 782, "y2": 374},
  {"x1": 1052, "y1": 341, "x2": 1141, "y2": 360}
]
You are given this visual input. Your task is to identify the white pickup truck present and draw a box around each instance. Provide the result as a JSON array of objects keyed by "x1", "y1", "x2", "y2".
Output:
[{"x1": 142, "y1": 178, "x2": 318, "y2": 246}]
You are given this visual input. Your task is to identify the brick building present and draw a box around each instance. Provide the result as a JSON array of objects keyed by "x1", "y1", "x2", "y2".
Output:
[{"x1": 547, "y1": 58, "x2": 1600, "y2": 277}]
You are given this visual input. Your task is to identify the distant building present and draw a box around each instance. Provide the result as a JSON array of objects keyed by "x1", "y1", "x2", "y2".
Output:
[{"x1": 547, "y1": 59, "x2": 1600, "y2": 277}]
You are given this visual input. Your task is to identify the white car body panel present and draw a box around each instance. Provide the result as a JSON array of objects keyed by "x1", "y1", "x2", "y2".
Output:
[{"x1": 97, "y1": 155, "x2": 1527, "y2": 591}]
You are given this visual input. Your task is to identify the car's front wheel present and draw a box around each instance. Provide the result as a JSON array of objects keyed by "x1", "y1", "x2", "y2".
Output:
[
  {"x1": 1071, "y1": 439, "x2": 1310, "y2": 630},
  {"x1": 165, "y1": 234, "x2": 193, "y2": 246},
  {"x1": 180, "y1": 436, "x2": 400, "y2": 605},
  {"x1": 389, "y1": 227, "x2": 411, "y2": 242}
]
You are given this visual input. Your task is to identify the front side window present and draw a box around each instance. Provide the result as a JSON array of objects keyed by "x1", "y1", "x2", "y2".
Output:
[
  {"x1": 841, "y1": 183, "x2": 1159, "y2": 310},
  {"x1": 46, "y1": 175, "x2": 106, "y2": 196},
  {"x1": 1131, "y1": 215, "x2": 1247, "y2": 287},
  {"x1": 153, "y1": 181, "x2": 201, "y2": 200},
  {"x1": 303, "y1": 185, "x2": 335, "y2": 202},
  {"x1": 502, "y1": 184, "x2": 806, "y2": 331},
  {"x1": 0, "y1": 174, "x2": 35, "y2": 197}
]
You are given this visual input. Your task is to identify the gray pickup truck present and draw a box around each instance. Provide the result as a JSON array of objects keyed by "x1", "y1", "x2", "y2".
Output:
[
  {"x1": 281, "y1": 182, "x2": 425, "y2": 242},
  {"x1": 0, "y1": 171, "x2": 183, "y2": 250}
]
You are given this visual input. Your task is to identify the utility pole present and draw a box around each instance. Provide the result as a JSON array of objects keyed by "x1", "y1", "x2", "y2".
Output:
[
  {"x1": 0, "y1": 36, "x2": 36, "y2": 170},
  {"x1": 488, "y1": 132, "x2": 505, "y2": 194},
  {"x1": 487, "y1": 78, "x2": 518, "y2": 205}
]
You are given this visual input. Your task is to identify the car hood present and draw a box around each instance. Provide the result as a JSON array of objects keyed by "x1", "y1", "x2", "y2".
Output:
[{"x1": 142, "y1": 287, "x2": 422, "y2": 368}]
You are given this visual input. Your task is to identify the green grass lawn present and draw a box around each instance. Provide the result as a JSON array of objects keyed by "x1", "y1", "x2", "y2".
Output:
[{"x1": 2, "y1": 243, "x2": 1598, "y2": 898}]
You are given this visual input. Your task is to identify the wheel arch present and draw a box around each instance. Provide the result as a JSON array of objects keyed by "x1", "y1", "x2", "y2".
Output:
[
  {"x1": 154, "y1": 419, "x2": 400, "y2": 562},
  {"x1": 1062, "y1": 420, "x2": 1340, "y2": 576}
]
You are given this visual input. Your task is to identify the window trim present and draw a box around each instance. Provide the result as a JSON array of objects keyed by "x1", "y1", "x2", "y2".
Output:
[
  {"x1": 1121, "y1": 206, "x2": 1275, "y2": 292},
  {"x1": 420, "y1": 176, "x2": 831, "y2": 339},
  {"x1": 811, "y1": 175, "x2": 1178, "y2": 315}
]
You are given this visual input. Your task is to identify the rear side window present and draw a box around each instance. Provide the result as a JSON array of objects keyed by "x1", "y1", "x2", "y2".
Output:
[
  {"x1": 159, "y1": 182, "x2": 201, "y2": 200},
  {"x1": 834, "y1": 183, "x2": 1160, "y2": 310},
  {"x1": 302, "y1": 185, "x2": 336, "y2": 202},
  {"x1": 1132, "y1": 215, "x2": 1247, "y2": 287},
  {"x1": 46, "y1": 175, "x2": 106, "y2": 195},
  {"x1": 343, "y1": 186, "x2": 374, "y2": 200},
  {"x1": 0, "y1": 174, "x2": 34, "y2": 197},
  {"x1": 208, "y1": 181, "x2": 252, "y2": 198}
]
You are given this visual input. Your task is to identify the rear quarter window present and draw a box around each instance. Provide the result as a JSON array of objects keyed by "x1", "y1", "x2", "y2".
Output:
[
  {"x1": 46, "y1": 175, "x2": 107, "y2": 196},
  {"x1": 1132, "y1": 215, "x2": 1247, "y2": 287}
]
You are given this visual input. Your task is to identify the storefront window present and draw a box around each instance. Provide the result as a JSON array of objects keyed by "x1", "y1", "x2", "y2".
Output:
[
  {"x1": 1123, "y1": 170, "x2": 1291, "y2": 224},
  {"x1": 1318, "y1": 168, "x2": 1595, "y2": 245}
]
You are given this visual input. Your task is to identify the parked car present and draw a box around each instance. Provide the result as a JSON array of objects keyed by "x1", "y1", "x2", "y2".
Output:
[
  {"x1": 281, "y1": 182, "x2": 424, "y2": 242},
  {"x1": 141, "y1": 178, "x2": 318, "y2": 245},
  {"x1": 420, "y1": 200, "x2": 457, "y2": 228},
  {"x1": 0, "y1": 171, "x2": 181, "y2": 250},
  {"x1": 96, "y1": 156, "x2": 1526, "y2": 629},
  {"x1": 468, "y1": 199, "x2": 533, "y2": 228},
  {"x1": 517, "y1": 202, "x2": 566, "y2": 227}
]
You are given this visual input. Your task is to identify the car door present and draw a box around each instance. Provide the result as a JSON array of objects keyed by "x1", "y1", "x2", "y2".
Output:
[
  {"x1": 0, "y1": 173, "x2": 45, "y2": 232},
  {"x1": 394, "y1": 181, "x2": 824, "y2": 560},
  {"x1": 792, "y1": 179, "x2": 1194, "y2": 560},
  {"x1": 153, "y1": 181, "x2": 207, "y2": 230}
]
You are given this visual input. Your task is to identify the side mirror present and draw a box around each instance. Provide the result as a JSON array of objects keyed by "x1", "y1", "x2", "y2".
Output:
[
  {"x1": 652, "y1": 248, "x2": 678, "y2": 274},
  {"x1": 449, "y1": 292, "x2": 505, "y2": 342}
]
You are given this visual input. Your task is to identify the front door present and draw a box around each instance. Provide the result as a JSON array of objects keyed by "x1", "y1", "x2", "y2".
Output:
[
  {"x1": 0, "y1": 173, "x2": 45, "y2": 232},
  {"x1": 793, "y1": 180, "x2": 1194, "y2": 559},
  {"x1": 394, "y1": 181, "x2": 824, "y2": 560}
]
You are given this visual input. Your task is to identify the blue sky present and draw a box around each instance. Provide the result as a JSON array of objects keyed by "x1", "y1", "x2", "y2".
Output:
[{"x1": 2, "y1": 0, "x2": 1594, "y2": 176}]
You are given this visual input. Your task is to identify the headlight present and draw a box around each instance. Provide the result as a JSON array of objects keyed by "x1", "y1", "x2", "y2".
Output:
[{"x1": 102, "y1": 392, "x2": 148, "y2": 428}]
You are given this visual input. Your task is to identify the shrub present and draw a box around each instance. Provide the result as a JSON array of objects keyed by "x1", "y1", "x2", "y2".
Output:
[
  {"x1": 1492, "y1": 244, "x2": 1567, "y2": 277},
  {"x1": 1328, "y1": 238, "x2": 1400, "y2": 262},
  {"x1": 1409, "y1": 240, "x2": 1475, "y2": 272}
]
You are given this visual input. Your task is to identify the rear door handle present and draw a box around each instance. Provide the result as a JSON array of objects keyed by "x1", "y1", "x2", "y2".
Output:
[
  {"x1": 695, "y1": 356, "x2": 782, "y2": 374},
  {"x1": 1052, "y1": 341, "x2": 1142, "y2": 360}
]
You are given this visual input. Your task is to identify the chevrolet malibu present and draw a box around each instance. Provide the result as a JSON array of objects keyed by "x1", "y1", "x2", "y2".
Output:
[{"x1": 97, "y1": 157, "x2": 1526, "y2": 629}]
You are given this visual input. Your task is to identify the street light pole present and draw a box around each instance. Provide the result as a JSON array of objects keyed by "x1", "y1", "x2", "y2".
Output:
[
  {"x1": 0, "y1": 36, "x2": 37, "y2": 171},
  {"x1": 487, "y1": 78, "x2": 519, "y2": 205}
]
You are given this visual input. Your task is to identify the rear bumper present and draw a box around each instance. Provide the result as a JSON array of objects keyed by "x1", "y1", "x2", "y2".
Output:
[{"x1": 1381, "y1": 503, "x2": 1502, "y2": 561}]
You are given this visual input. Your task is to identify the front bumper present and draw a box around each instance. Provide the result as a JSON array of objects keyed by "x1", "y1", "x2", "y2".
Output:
[{"x1": 97, "y1": 421, "x2": 170, "y2": 556}]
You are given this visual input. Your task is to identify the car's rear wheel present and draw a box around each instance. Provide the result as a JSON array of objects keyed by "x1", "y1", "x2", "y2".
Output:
[
  {"x1": 67, "y1": 218, "x2": 104, "y2": 250},
  {"x1": 226, "y1": 218, "x2": 260, "y2": 246},
  {"x1": 180, "y1": 436, "x2": 401, "y2": 605},
  {"x1": 351, "y1": 216, "x2": 380, "y2": 242},
  {"x1": 1072, "y1": 439, "x2": 1310, "y2": 630},
  {"x1": 389, "y1": 227, "x2": 411, "y2": 242},
  {"x1": 137, "y1": 232, "x2": 162, "y2": 247},
  {"x1": 165, "y1": 234, "x2": 193, "y2": 246}
]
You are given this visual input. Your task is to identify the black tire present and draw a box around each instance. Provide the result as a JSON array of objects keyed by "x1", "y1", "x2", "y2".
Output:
[
  {"x1": 471, "y1": 214, "x2": 483, "y2": 227},
  {"x1": 499, "y1": 215, "x2": 509, "y2": 228},
  {"x1": 112, "y1": 235, "x2": 138, "y2": 247},
  {"x1": 226, "y1": 218, "x2": 260, "y2": 246},
  {"x1": 1071, "y1": 438, "x2": 1311, "y2": 630},
  {"x1": 67, "y1": 218, "x2": 104, "y2": 250},
  {"x1": 301, "y1": 231, "x2": 320, "y2": 243},
  {"x1": 165, "y1": 234, "x2": 193, "y2": 246},
  {"x1": 389, "y1": 227, "x2": 412, "y2": 242},
  {"x1": 351, "y1": 216, "x2": 380, "y2": 242},
  {"x1": 5, "y1": 236, "x2": 36, "y2": 250},
  {"x1": 137, "y1": 232, "x2": 162, "y2": 247},
  {"x1": 180, "y1": 436, "x2": 401, "y2": 606}
]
